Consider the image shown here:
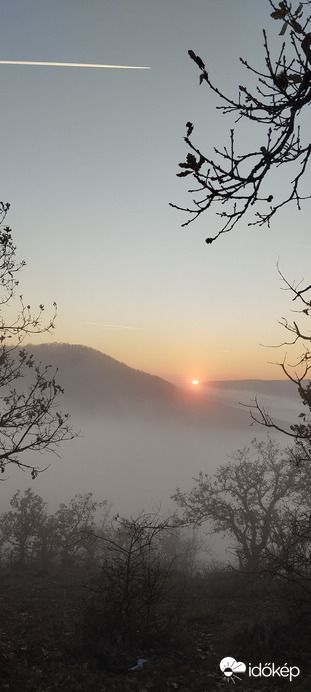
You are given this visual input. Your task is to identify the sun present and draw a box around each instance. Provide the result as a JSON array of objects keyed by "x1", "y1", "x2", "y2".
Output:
[{"x1": 192, "y1": 379, "x2": 199, "y2": 386}]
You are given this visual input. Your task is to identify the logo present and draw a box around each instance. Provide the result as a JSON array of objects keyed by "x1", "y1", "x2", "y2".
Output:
[
  {"x1": 220, "y1": 657, "x2": 300, "y2": 683},
  {"x1": 220, "y1": 657, "x2": 246, "y2": 683}
]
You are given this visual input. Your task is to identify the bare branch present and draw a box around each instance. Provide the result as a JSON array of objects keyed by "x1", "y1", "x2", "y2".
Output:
[
  {"x1": 171, "y1": 2, "x2": 311, "y2": 243},
  {"x1": 0, "y1": 204, "x2": 77, "y2": 475}
]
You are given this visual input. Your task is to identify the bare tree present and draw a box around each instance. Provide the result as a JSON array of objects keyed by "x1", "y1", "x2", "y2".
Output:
[
  {"x1": 84, "y1": 511, "x2": 185, "y2": 643},
  {"x1": 0, "y1": 202, "x2": 75, "y2": 477},
  {"x1": 172, "y1": 438, "x2": 309, "y2": 572},
  {"x1": 247, "y1": 268, "x2": 311, "y2": 462},
  {"x1": 171, "y1": 1, "x2": 311, "y2": 244}
]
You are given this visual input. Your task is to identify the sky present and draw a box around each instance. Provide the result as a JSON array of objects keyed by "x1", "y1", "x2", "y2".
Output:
[{"x1": 1, "y1": 0, "x2": 311, "y2": 383}]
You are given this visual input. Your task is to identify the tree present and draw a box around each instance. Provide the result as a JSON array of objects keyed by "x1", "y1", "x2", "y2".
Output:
[
  {"x1": 248, "y1": 267, "x2": 311, "y2": 463},
  {"x1": 85, "y1": 511, "x2": 185, "y2": 643},
  {"x1": 0, "y1": 488, "x2": 48, "y2": 566},
  {"x1": 172, "y1": 438, "x2": 311, "y2": 572},
  {"x1": 53, "y1": 492, "x2": 103, "y2": 568},
  {"x1": 171, "y1": 1, "x2": 311, "y2": 244},
  {"x1": 0, "y1": 202, "x2": 74, "y2": 477},
  {"x1": 0, "y1": 490, "x2": 108, "y2": 569}
]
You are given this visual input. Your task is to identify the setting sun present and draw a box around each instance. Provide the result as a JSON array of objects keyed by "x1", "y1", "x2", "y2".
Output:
[{"x1": 192, "y1": 379, "x2": 199, "y2": 385}]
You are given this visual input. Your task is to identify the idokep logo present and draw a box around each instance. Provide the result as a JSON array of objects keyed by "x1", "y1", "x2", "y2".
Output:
[
  {"x1": 220, "y1": 657, "x2": 246, "y2": 683},
  {"x1": 220, "y1": 657, "x2": 301, "y2": 683},
  {"x1": 248, "y1": 662, "x2": 300, "y2": 682}
]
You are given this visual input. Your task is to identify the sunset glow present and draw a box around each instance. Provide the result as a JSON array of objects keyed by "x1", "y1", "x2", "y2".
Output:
[{"x1": 192, "y1": 380, "x2": 199, "y2": 386}]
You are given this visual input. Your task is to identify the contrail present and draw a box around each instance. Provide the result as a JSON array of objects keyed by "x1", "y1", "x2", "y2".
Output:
[
  {"x1": 0, "y1": 60, "x2": 150, "y2": 70},
  {"x1": 86, "y1": 322, "x2": 143, "y2": 330}
]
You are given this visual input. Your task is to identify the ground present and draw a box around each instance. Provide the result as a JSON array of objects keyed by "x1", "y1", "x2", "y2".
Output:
[{"x1": 0, "y1": 569, "x2": 309, "y2": 691}]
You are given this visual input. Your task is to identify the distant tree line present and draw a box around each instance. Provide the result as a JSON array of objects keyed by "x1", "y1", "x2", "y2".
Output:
[
  {"x1": 0, "y1": 488, "x2": 201, "y2": 647},
  {"x1": 0, "y1": 489, "x2": 198, "y2": 574}
]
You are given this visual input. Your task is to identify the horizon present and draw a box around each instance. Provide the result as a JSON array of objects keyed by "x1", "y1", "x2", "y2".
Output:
[{"x1": 26, "y1": 341, "x2": 295, "y2": 386}]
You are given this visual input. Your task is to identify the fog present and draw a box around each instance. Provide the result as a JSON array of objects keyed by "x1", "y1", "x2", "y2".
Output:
[{"x1": 0, "y1": 344, "x2": 303, "y2": 560}]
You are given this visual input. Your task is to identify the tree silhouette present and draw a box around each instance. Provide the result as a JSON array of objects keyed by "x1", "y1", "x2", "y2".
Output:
[
  {"x1": 172, "y1": 438, "x2": 310, "y2": 572},
  {"x1": 171, "y1": 1, "x2": 311, "y2": 244},
  {"x1": 0, "y1": 202, "x2": 75, "y2": 477},
  {"x1": 249, "y1": 267, "x2": 311, "y2": 463},
  {"x1": 0, "y1": 488, "x2": 48, "y2": 566}
]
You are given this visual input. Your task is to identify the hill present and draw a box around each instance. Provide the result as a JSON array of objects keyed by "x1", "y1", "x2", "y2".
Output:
[
  {"x1": 23, "y1": 343, "x2": 302, "y2": 428},
  {"x1": 26, "y1": 342, "x2": 177, "y2": 417}
]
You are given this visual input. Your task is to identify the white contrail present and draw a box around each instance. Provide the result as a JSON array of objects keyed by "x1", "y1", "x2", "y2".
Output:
[
  {"x1": 0, "y1": 60, "x2": 150, "y2": 70},
  {"x1": 86, "y1": 322, "x2": 143, "y2": 330}
]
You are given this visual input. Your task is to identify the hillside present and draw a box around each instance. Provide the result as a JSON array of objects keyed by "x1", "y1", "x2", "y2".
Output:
[
  {"x1": 22, "y1": 343, "x2": 302, "y2": 429},
  {"x1": 25, "y1": 343, "x2": 177, "y2": 417}
]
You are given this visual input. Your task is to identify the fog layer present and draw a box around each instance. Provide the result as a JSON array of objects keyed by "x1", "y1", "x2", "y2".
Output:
[{"x1": 0, "y1": 344, "x2": 302, "y2": 527}]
